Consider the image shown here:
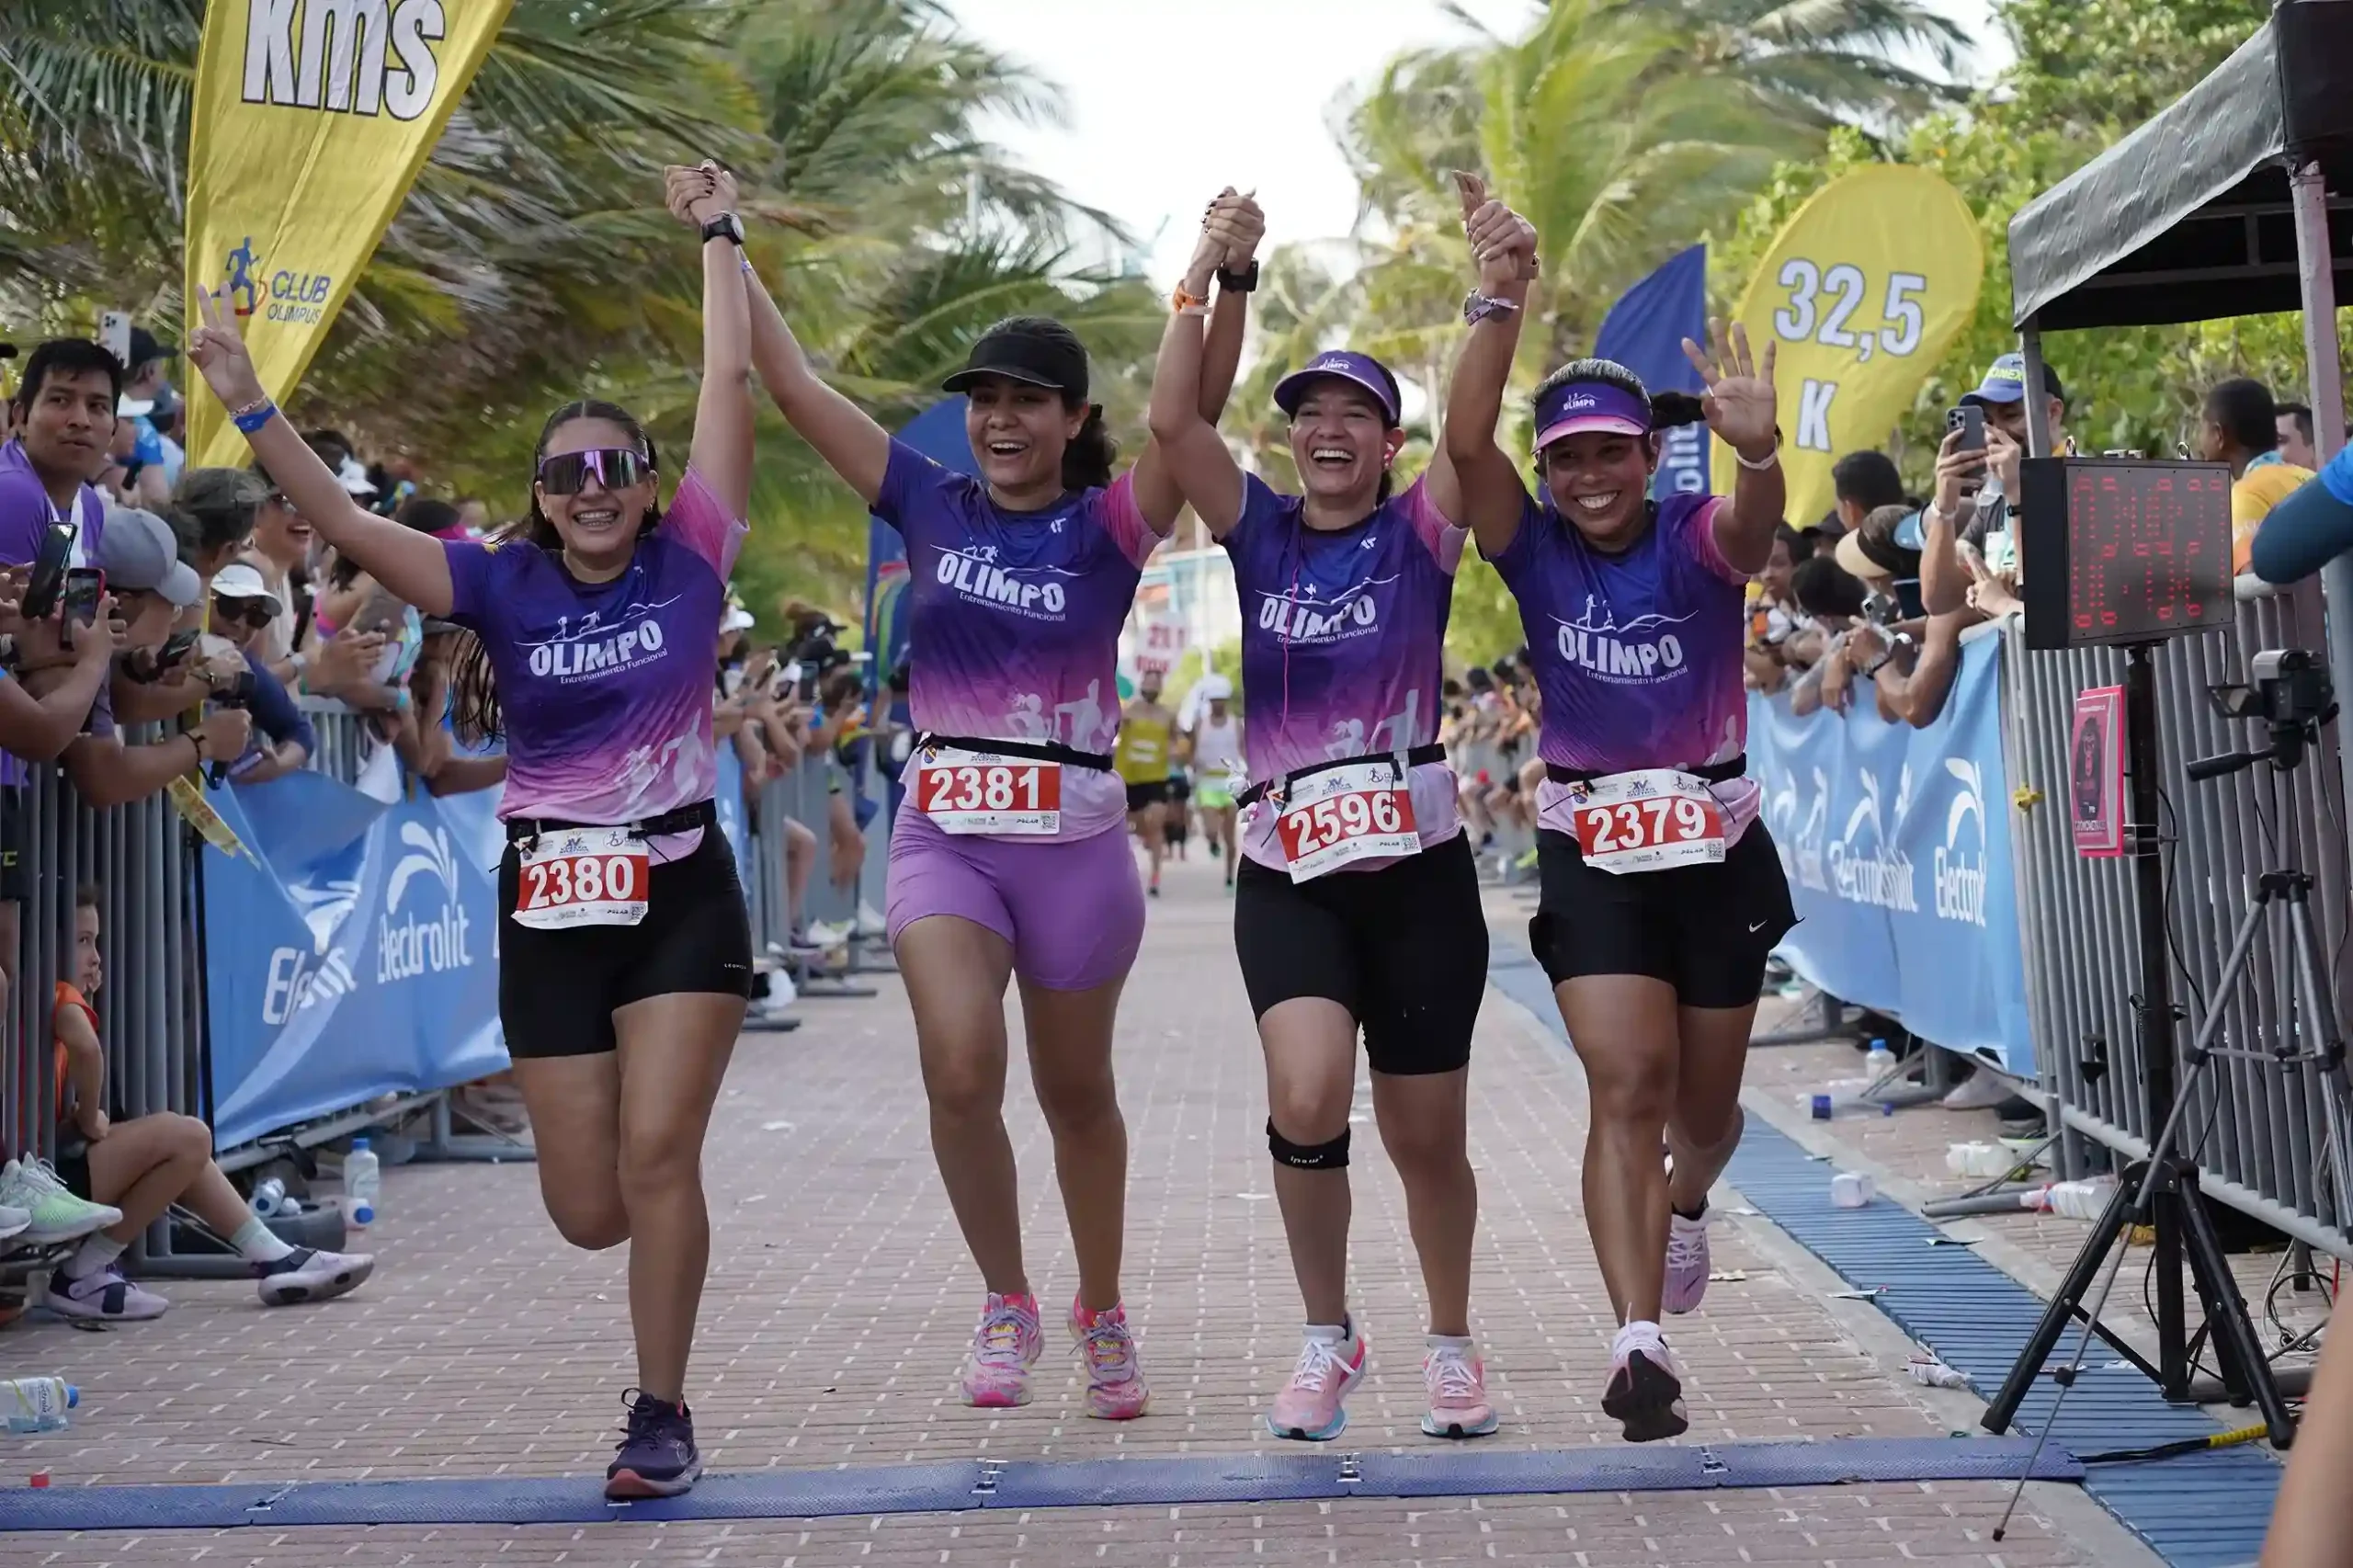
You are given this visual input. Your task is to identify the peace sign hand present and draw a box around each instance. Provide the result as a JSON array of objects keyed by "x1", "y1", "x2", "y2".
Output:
[
  {"x1": 187, "y1": 287, "x2": 267, "y2": 412},
  {"x1": 1681, "y1": 317, "x2": 1778, "y2": 459}
]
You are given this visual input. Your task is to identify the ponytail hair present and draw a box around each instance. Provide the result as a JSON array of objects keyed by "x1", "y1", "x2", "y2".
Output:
[
  {"x1": 1375, "y1": 468, "x2": 1396, "y2": 505},
  {"x1": 1064, "y1": 403, "x2": 1117, "y2": 492},
  {"x1": 451, "y1": 397, "x2": 662, "y2": 745}
]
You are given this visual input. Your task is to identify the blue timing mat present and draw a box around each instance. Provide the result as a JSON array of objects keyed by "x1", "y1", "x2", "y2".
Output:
[{"x1": 0, "y1": 1437, "x2": 2078, "y2": 1532}]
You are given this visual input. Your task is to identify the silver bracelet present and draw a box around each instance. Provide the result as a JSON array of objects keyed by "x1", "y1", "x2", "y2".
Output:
[
  {"x1": 1463, "y1": 291, "x2": 1521, "y2": 328},
  {"x1": 1735, "y1": 441, "x2": 1781, "y2": 472}
]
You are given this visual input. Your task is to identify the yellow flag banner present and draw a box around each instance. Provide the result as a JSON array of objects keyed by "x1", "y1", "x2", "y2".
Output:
[
  {"x1": 1711, "y1": 165, "x2": 1984, "y2": 522},
  {"x1": 183, "y1": 0, "x2": 515, "y2": 467}
]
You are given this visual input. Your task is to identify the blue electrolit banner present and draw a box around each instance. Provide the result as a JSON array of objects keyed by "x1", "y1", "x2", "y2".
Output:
[
  {"x1": 713, "y1": 744, "x2": 752, "y2": 888},
  {"x1": 1746, "y1": 635, "x2": 2034, "y2": 1075},
  {"x1": 864, "y1": 397, "x2": 975, "y2": 682},
  {"x1": 1594, "y1": 244, "x2": 1711, "y2": 503},
  {"x1": 201, "y1": 769, "x2": 508, "y2": 1151}
]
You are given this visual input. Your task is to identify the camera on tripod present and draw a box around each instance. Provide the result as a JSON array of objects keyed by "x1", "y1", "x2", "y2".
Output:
[{"x1": 2188, "y1": 648, "x2": 2339, "y2": 781}]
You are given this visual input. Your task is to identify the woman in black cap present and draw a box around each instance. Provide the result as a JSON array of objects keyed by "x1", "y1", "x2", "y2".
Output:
[{"x1": 676, "y1": 165, "x2": 1258, "y2": 1418}]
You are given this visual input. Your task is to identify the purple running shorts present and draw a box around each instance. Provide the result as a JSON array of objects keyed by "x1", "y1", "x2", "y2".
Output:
[{"x1": 885, "y1": 806, "x2": 1146, "y2": 991}]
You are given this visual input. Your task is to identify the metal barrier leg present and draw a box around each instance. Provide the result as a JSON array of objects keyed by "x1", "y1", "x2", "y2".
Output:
[
  {"x1": 1751, "y1": 987, "x2": 1853, "y2": 1047},
  {"x1": 410, "y1": 1088, "x2": 536, "y2": 1164}
]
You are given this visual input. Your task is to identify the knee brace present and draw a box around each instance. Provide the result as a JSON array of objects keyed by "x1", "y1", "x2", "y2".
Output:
[{"x1": 1268, "y1": 1118, "x2": 1349, "y2": 1170}]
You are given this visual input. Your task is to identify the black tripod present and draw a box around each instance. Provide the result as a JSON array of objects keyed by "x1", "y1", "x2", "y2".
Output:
[{"x1": 1984, "y1": 651, "x2": 2353, "y2": 1456}]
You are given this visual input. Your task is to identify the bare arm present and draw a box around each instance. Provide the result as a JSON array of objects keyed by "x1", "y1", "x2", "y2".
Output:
[
  {"x1": 1684, "y1": 321, "x2": 1783, "y2": 574},
  {"x1": 678, "y1": 165, "x2": 756, "y2": 519},
  {"x1": 1146, "y1": 226, "x2": 1252, "y2": 539},
  {"x1": 57, "y1": 1000, "x2": 105, "y2": 1133},
  {"x1": 185, "y1": 287, "x2": 452, "y2": 616},
  {"x1": 1438, "y1": 176, "x2": 1538, "y2": 559},
  {"x1": 0, "y1": 605, "x2": 118, "y2": 761}
]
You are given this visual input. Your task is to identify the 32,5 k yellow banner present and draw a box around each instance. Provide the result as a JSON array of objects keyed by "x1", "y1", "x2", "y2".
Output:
[
  {"x1": 183, "y1": 0, "x2": 515, "y2": 468},
  {"x1": 1711, "y1": 165, "x2": 1984, "y2": 523}
]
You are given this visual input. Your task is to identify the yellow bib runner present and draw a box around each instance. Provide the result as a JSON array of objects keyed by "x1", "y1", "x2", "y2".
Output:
[{"x1": 1116, "y1": 711, "x2": 1173, "y2": 785}]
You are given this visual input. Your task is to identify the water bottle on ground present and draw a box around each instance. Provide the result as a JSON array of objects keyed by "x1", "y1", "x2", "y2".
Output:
[
  {"x1": 1862, "y1": 1037, "x2": 1897, "y2": 1078},
  {"x1": 3, "y1": 1378, "x2": 77, "y2": 1434},
  {"x1": 345, "y1": 1139, "x2": 381, "y2": 1228},
  {"x1": 250, "y1": 1177, "x2": 287, "y2": 1219},
  {"x1": 2023, "y1": 1177, "x2": 2114, "y2": 1219}
]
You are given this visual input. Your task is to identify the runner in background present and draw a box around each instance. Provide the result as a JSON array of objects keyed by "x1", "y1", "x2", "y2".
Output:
[
  {"x1": 1164, "y1": 760, "x2": 1192, "y2": 861},
  {"x1": 193, "y1": 162, "x2": 759, "y2": 1499},
  {"x1": 1148, "y1": 193, "x2": 1495, "y2": 1445},
  {"x1": 722, "y1": 166, "x2": 1256, "y2": 1419},
  {"x1": 1441, "y1": 176, "x2": 1795, "y2": 1443},
  {"x1": 1184, "y1": 673, "x2": 1244, "y2": 888},
  {"x1": 1116, "y1": 674, "x2": 1176, "y2": 897}
]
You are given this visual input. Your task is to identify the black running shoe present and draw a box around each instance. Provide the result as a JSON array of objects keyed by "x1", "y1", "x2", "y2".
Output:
[{"x1": 606, "y1": 1389, "x2": 701, "y2": 1499}]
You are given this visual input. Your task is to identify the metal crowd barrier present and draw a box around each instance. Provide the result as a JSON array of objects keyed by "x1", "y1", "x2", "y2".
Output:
[
  {"x1": 0, "y1": 733, "x2": 207, "y2": 1269},
  {"x1": 2002, "y1": 584, "x2": 2353, "y2": 1256},
  {"x1": 742, "y1": 733, "x2": 892, "y2": 996}
]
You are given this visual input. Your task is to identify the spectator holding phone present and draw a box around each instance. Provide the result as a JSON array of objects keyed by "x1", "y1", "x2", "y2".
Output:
[
  {"x1": 205, "y1": 565, "x2": 315, "y2": 784},
  {"x1": 1921, "y1": 352, "x2": 2068, "y2": 618}
]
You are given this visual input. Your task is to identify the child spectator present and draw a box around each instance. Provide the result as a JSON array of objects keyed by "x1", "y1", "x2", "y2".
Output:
[{"x1": 45, "y1": 884, "x2": 376, "y2": 1320}]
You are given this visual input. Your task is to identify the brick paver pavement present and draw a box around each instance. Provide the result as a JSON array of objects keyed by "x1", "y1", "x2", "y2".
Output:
[{"x1": 6, "y1": 851, "x2": 2156, "y2": 1565}]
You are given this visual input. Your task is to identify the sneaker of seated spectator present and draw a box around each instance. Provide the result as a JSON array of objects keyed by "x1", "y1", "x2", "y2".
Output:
[
  {"x1": 0, "y1": 1156, "x2": 118, "y2": 1246},
  {"x1": 44, "y1": 885, "x2": 376, "y2": 1321}
]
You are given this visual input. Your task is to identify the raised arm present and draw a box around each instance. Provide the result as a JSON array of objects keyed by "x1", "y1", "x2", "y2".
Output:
[
  {"x1": 186, "y1": 287, "x2": 454, "y2": 617},
  {"x1": 1146, "y1": 221, "x2": 1256, "y2": 539},
  {"x1": 1130, "y1": 190, "x2": 1262, "y2": 537},
  {"x1": 670, "y1": 168, "x2": 892, "y2": 508},
  {"x1": 1683, "y1": 319, "x2": 1784, "y2": 575},
  {"x1": 678, "y1": 164, "x2": 756, "y2": 520},
  {"x1": 1438, "y1": 175, "x2": 1539, "y2": 560}
]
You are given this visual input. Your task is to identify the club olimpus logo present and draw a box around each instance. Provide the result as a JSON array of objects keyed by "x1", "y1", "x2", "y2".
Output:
[
  {"x1": 241, "y1": 0, "x2": 449, "y2": 122},
  {"x1": 381, "y1": 822, "x2": 472, "y2": 983},
  {"x1": 933, "y1": 543, "x2": 1081, "y2": 621},
  {"x1": 220, "y1": 237, "x2": 336, "y2": 328}
]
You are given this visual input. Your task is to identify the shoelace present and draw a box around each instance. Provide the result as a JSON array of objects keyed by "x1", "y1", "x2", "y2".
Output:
[
  {"x1": 1080, "y1": 1316, "x2": 1136, "y2": 1384},
  {"x1": 1665, "y1": 1216, "x2": 1709, "y2": 1269},
  {"x1": 614, "y1": 1390, "x2": 674, "y2": 1453},
  {"x1": 23, "y1": 1159, "x2": 72, "y2": 1197},
  {"x1": 1288, "y1": 1335, "x2": 1349, "y2": 1393},
  {"x1": 973, "y1": 1304, "x2": 1033, "y2": 1368},
  {"x1": 1426, "y1": 1348, "x2": 1481, "y2": 1403}
]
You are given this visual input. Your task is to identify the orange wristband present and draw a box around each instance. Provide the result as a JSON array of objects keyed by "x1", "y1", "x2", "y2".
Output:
[{"x1": 1171, "y1": 285, "x2": 1208, "y2": 312}]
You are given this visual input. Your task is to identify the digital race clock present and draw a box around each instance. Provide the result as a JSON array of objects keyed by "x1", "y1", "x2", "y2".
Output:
[{"x1": 2018, "y1": 458, "x2": 2234, "y2": 650}]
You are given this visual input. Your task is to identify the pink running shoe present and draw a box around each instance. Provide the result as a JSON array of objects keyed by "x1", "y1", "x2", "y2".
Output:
[
  {"x1": 1069, "y1": 1298, "x2": 1150, "y2": 1420},
  {"x1": 1602, "y1": 1322, "x2": 1688, "y2": 1443},
  {"x1": 1266, "y1": 1321, "x2": 1367, "y2": 1441},
  {"x1": 1662, "y1": 1208, "x2": 1711, "y2": 1315},
  {"x1": 961, "y1": 1291, "x2": 1043, "y2": 1408},
  {"x1": 1420, "y1": 1339, "x2": 1498, "y2": 1437}
]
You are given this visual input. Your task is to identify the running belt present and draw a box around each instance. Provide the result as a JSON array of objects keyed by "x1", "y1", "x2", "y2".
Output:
[
  {"x1": 1234, "y1": 742, "x2": 1448, "y2": 811},
  {"x1": 505, "y1": 798, "x2": 718, "y2": 846},
  {"x1": 912, "y1": 732, "x2": 1117, "y2": 772},
  {"x1": 1543, "y1": 755, "x2": 1746, "y2": 786}
]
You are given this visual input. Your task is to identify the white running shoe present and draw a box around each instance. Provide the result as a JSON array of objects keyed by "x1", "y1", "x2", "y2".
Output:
[
  {"x1": 0, "y1": 1159, "x2": 121, "y2": 1244},
  {"x1": 0, "y1": 1204, "x2": 29, "y2": 1244},
  {"x1": 1663, "y1": 1209, "x2": 1711, "y2": 1315},
  {"x1": 1941, "y1": 1070, "x2": 2018, "y2": 1110}
]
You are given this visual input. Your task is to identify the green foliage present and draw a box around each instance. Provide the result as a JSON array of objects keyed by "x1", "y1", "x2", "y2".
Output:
[{"x1": 1704, "y1": 0, "x2": 2348, "y2": 494}]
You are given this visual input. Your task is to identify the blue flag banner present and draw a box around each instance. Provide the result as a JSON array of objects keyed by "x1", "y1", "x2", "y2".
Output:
[
  {"x1": 1594, "y1": 244, "x2": 1711, "y2": 504},
  {"x1": 201, "y1": 769, "x2": 508, "y2": 1151},
  {"x1": 1746, "y1": 633, "x2": 2034, "y2": 1076},
  {"x1": 713, "y1": 743, "x2": 752, "y2": 890}
]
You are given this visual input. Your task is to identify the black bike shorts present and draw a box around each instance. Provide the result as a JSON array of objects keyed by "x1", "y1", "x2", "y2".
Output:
[
  {"x1": 1233, "y1": 831, "x2": 1487, "y2": 1075},
  {"x1": 496, "y1": 828, "x2": 754, "y2": 1058},
  {"x1": 1529, "y1": 821, "x2": 1796, "y2": 1008},
  {"x1": 1125, "y1": 779, "x2": 1172, "y2": 812}
]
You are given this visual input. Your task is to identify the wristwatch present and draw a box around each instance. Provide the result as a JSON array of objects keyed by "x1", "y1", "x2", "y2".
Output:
[
  {"x1": 1215, "y1": 260, "x2": 1259, "y2": 294},
  {"x1": 700, "y1": 212, "x2": 745, "y2": 246}
]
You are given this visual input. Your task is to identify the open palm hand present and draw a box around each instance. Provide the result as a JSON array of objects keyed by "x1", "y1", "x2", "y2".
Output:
[{"x1": 1681, "y1": 318, "x2": 1778, "y2": 457}]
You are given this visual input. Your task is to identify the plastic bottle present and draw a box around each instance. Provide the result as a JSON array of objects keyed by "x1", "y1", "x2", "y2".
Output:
[
  {"x1": 1906, "y1": 1358, "x2": 1972, "y2": 1391},
  {"x1": 1862, "y1": 1037, "x2": 1898, "y2": 1078},
  {"x1": 2023, "y1": 1178, "x2": 2114, "y2": 1220},
  {"x1": 345, "y1": 1139, "x2": 380, "y2": 1228},
  {"x1": 249, "y1": 1176, "x2": 286, "y2": 1219},
  {"x1": 2, "y1": 1378, "x2": 78, "y2": 1434}
]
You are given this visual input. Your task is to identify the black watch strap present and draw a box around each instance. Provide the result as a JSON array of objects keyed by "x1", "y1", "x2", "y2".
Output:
[
  {"x1": 700, "y1": 213, "x2": 745, "y2": 246},
  {"x1": 1215, "y1": 259, "x2": 1259, "y2": 294}
]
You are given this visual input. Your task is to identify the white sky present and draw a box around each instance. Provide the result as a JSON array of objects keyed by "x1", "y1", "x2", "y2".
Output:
[{"x1": 952, "y1": 0, "x2": 2013, "y2": 285}]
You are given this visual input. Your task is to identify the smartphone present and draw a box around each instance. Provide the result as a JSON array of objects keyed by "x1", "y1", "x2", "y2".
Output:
[
  {"x1": 99, "y1": 312, "x2": 131, "y2": 369},
  {"x1": 1947, "y1": 404, "x2": 1985, "y2": 455},
  {"x1": 62, "y1": 567, "x2": 103, "y2": 626}
]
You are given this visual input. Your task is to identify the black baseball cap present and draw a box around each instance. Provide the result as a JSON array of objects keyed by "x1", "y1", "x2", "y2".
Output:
[
  {"x1": 942, "y1": 319, "x2": 1088, "y2": 401},
  {"x1": 127, "y1": 326, "x2": 175, "y2": 369}
]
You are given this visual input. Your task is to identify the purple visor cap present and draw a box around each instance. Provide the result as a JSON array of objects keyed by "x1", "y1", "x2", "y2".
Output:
[
  {"x1": 1532, "y1": 380, "x2": 1652, "y2": 452},
  {"x1": 1273, "y1": 350, "x2": 1402, "y2": 427}
]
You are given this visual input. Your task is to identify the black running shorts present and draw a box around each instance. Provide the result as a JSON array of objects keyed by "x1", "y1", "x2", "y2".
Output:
[
  {"x1": 1125, "y1": 779, "x2": 1172, "y2": 812},
  {"x1": 1529, "y1": 821, "x2": 1796, "y2": 1007},
  {"x1": 1233, "y1": 831, "x2": 1487, "y2": 1075},
  {"x1": 496, "y1": 828, "x2": 754, "y2": 1058}
]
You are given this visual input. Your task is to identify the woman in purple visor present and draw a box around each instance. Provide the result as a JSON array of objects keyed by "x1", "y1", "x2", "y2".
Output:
[
  {"x1": 697, "y1": 162, "x2": 1261, "y2": 1422},
  {"x1": 1149, "y1": 199, "x2": 1494, "y2": 1445},
  {"x1": 1443, "y1": 177, "x2": 1796, "y2": 1443}
]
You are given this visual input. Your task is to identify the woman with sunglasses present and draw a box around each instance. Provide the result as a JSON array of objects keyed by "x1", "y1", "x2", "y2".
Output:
[
  {"x1": 1442, "y1": 180, "x2": 1795, "y2": 1443},
  {"x1": 187, "y1": 167, "x2": 756, "y2": 1500},
  {"x1": 1146, "y1": 204, "x2": 1494, "y2": 1444},
  {"x1": 670, "y1": 164, "x2": 1254, "y2": 1419}
]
